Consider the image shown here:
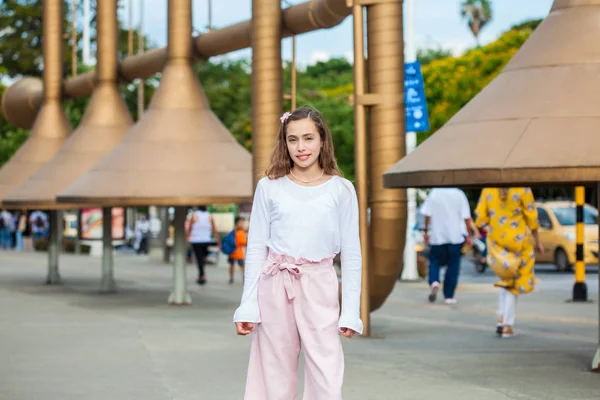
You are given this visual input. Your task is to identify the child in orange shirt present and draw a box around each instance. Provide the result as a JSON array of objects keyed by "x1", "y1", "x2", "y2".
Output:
[{"x1": 229, "y1": 217, "x2": 247, "y2": 284}]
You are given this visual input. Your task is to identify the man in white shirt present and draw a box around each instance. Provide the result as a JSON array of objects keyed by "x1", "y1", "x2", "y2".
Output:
[{"x1": 420, "y1": 188, "x2": 477, "y2": 304}]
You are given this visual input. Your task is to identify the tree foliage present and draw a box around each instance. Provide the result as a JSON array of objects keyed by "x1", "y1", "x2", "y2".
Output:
[
  {"x1": 417, "y1": 47, "x2": 453, "y2": 66},
  {"x1": 0, "y1": 0, "x2": 76, "y2": 79},
  {"x1": 460, "y1": 0, "x2": 493, "y2": 45},
  {"x1": 0, "y1": 85, "x2": 30, "y2": 164},
  {"x1": 195, "y1": 59, "x2": 252, "y2": 151},
  {"x1": 510, "y1": 18, "x2": 542, "y2": 32}
]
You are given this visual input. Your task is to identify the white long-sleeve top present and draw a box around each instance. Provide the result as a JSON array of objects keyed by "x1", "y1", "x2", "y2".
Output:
[{"x1": 233, "y1": 175, "x2": 364, "y2": 335}]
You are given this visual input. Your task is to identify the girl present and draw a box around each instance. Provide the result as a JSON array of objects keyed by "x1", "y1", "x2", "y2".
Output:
[
  {"x1": 233, "y1": 106, "x2": 363, "y2": 399},
  {"x1": 474, "y1": 187, "x2": 544, "y2": 338}
]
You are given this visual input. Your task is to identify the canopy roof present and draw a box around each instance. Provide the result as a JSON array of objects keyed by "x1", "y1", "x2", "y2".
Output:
[
  {"x1": 57, "y1": 0, "x2": 253, "y2": 206},
  {"x1": 384, "y1": 0, "x2": 600, "y2": 189},
  {"x1": 3, "y1": 86, "x2": 132, "y2": 209},
  {"x1": 56, "y1": 65, "x2": 253, "y2": 207}
]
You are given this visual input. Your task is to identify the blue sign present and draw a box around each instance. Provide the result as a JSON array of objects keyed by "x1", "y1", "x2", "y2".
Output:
[{"x1": 405, "y1": 61, "x2": 430, "y2": 132}]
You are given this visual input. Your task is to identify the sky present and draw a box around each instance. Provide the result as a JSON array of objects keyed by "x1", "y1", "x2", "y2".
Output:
[{"x1": 115, "y1": 0, "x2": 555, "y2": 67}]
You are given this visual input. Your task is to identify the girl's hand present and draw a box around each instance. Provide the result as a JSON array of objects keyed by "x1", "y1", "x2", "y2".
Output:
[
  {"x1": 339, "y1": 327, "x2": 356, "y2": 338},
  {"x1": 235, "y1": 322, "x2": 254, "y2": 335}
]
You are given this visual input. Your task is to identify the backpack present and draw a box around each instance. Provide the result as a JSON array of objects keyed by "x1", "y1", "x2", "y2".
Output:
[{"x1": 222, "y1": 230, "x2": 237, "y2": 255}]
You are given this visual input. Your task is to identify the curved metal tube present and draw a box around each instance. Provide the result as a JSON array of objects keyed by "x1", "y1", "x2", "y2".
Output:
[
  {"x1": 367, "y1": 1, "x2": 407, "y2": 311},
  {"x1": 2, "y1": 0, "x2": 351, "y2": 129}
]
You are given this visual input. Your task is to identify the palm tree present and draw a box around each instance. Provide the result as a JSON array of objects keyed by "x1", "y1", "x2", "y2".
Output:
[{"x1": 460, "y1": 0, "x2": 492, "y2": 46}]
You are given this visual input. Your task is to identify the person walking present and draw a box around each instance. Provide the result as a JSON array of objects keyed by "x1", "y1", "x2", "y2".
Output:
[
  {"x1": 15, "y1": 211, "x2": 27, "y2": 251},
  {"x1": 186, "y1": 206, "x2": 221, "y2": 285},
  {"x1": 134, "y1": 214, "x2": 150, "y2": 255},
  {"x1": 29, "y1": 210, "x2": 49, "y2": 248},
  {"x1": 421, "y1": 187, "x2": 478, "y2": 304},
  {"x1": 0, "y1": 210, "x2": 14, "y2": 249},
  {"x1": 233, "y1": 106, "x2": 363, "y2": 399},
  {"x1": 474, "y1": 187, "x2": 543, "y2": 338},
  {"x1": 226, "y1": 216, "x2": 247, "y2": 285}
]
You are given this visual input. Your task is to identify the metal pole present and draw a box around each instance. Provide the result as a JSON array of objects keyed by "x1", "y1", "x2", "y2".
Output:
[
  {"x1": 251, "y1": 0, "x2": 283, "y2": 187},
  {"x1": 148, "y1": 206, "x2": 162, "y2": 259},
  {"x1": 47, "y1": 210, "x2": 62, "y2": 284},
  {"x1": 128, "y1": 0, "x2": 134, "y2": 57},
  {"x1": 137, "y1": 0, "x2": 145, "y2": 120},
  {"x1": 352, "y1": 3, "x2": 370, "y2": 336},
  {"x1": 43, "y1": 0, "x2": 69, "y2": 284},
  {"x1": 71, "y1": 0, "x2": 77, "y2": 76},
  {"x1": 573, "y1": 186, "x2": 588, "y2": 301},
  {"x1": 291, "y1": 35, "x2": 297, "y2": 110},
  {"x1": 161, "y1": 207, "x2": 170, "y2": 263},
  {"x1": 74, "y1": 210, "x2": 81, "y2": 254},
  {"x1": 282, "y1": 0, "x2": 296, "y2": 110},
  {"x1": 366, "y1": 0, "x2": 406, "y2": 311},
  {"x1": 83, "y1": 0, "x2": 91, "y2": 65},
  {"x1": 592, "y1": 182, "x2": 600, "y2": 370},
  {"x1": 208, "y1": 0, "x2": 213, "y2": 30},
  {"x1": 168, "y1": 206, "x2": 191, "y2": 305},
  {"x1": 101, "y1": 207, "x2": 116, "y2": 292},
  {"x1": 401, "y1": 0, "x2": 418, "y2": 281}
]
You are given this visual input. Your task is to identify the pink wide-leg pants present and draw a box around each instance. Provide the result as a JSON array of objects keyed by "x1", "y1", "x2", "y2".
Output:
[{"x1": 244, "y1": 251, "x2": 344, "y2": 400}]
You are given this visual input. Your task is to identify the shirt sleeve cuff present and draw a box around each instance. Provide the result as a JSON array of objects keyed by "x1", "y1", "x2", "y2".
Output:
[
  {"x1": 338, "y1": 314, "x2": 364, "y2": 335},
  {"x1": 233, "y1": 304, "x2": 261, "y2": 324}
]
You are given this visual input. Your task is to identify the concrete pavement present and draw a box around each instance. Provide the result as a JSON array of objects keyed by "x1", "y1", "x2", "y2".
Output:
[{"x1": 0, "y1": 250, "x2": 599, "y2": 399}]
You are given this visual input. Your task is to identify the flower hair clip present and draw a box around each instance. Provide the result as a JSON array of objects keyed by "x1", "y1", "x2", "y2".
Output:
[{"x1": 280, "y1": 111, "x2": 292, "y2": 124}]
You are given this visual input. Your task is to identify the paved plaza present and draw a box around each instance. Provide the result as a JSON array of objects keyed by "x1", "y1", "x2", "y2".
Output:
[{"x1": 1, "y1": 250, "x2": 600, "y2": 399}]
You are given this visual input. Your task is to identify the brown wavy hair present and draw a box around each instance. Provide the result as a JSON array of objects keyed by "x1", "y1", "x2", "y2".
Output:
[{"x1": 265, "y1": 106, "x2": 343, "y2": 179}]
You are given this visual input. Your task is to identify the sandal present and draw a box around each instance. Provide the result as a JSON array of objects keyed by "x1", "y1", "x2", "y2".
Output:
[
  {"x1": 496, "y1": 316, "x2": 503, "y2": 336},
  {"x1": 501, "y1": 325, "x2": 516, "y2": 338}
]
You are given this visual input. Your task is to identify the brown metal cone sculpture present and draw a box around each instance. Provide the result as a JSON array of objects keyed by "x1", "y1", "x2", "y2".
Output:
[
  {"x1": 57, "y1": 0, "x2": 253, "y2": 206},
  {"x1": 2, "y1": 0, "x2": 352, "y2": 130},
  {"x1": 384, "y1": 0, "x2": 600, "y2": 189},
  {"x1": 0, "y1": 0, "x2": 71, "y2": 206},
  {"x1": 0, "y1": 77, "x2": 43, "y2": 130},
  {"x1": 4, "y1": 0, "x2": 132, "y2": 209}
]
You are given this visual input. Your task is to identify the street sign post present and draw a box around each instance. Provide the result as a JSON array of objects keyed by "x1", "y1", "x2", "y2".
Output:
[
  {"x1": 405, "y1": 61, "x2": 430, "y2": 133},
  {"x1": 402, "y1": 60, "x2": 429, "y2": 281}
]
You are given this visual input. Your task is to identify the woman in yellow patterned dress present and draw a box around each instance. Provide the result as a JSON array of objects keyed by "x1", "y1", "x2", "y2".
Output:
[{"x1": 474, "y1": 188, "x2": 544, "y2": 338}]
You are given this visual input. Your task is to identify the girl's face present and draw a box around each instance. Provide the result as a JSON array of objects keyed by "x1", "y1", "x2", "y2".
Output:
[{"x1": 285, "y1": 118, "x2": 322, "y2": 170}]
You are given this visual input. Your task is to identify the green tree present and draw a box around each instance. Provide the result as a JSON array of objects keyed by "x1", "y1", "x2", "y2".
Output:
[
  {"x1": 0, "y1": 0, "x2": 77, "y2": 79},
  {"x1": 195, "y1": 59, "x2": 253, "y2": 151},
  {"x1": 510, "y1": 18, "x2": 542, "y2": 32},
  {"x1": 417, "y1": 47, "x2": 453, "y2": 65},
  {"x1": 0, "y1": 85, "x2": 30, "y2": 167},
  {"x1": 303, "y1": 58, "x2": 354, "y2": 89},
  {"x1": 460, "y1": 0, "x2": 492, "y2": 46}
]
